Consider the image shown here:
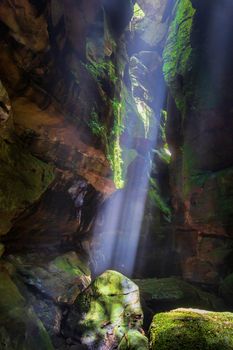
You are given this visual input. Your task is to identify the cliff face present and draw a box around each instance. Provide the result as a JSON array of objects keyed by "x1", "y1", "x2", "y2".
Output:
[
  {"x1": 164, "y1": 0, "x2": 233, "y2": 285},
  {"x1": 0, "y1": 0, "x2": 124, "y2": 249},
  {"x1": 0, "y1": 0, "x2": 172, "y2": 265}
]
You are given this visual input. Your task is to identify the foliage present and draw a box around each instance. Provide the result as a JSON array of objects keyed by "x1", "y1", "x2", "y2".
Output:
[
  {"x1": 107, "y1": 98, "x2": 125, "y2": 189},
  {"x1": 163, "y1": 0, "x2": 195, "y2": 114},
  {"x1": 133, "y1": 3, "x2": 145, "y2": 20},
  {"x1": 88, "y1": 98, "x2": 125, "y2": 189},
  {"x1": 154, "y1": 110, "x2": 171, "y2": 164},
  {"x1": 86, "y1": 60, "x2": 118, "y2": 84},
  {"x1": 149, "y1": 178, "x2": 171, "y2": 221}
]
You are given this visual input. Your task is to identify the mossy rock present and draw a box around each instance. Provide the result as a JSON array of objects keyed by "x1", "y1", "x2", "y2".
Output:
[
  {"x1": 9, "y1": 251, "x2": 91, "y2": 304},
  {"x1": 0, "y1": 267, "x2": 54, "y2": 349},
  {"x1": 149, "y1": 308, "x2": 233, "y2": 350},
  {"x1": 0, "y1": 137, "x2": 54, "y2": 236},
  {"x1": 64, "y1": 270, "x2": 144, "y2": 349},
  {"x1": 163, "y1": 0, "x2": 195, "y2": 114},
  {"x1": 134, "y1": 277, "x2": 225, "y2": 313}
]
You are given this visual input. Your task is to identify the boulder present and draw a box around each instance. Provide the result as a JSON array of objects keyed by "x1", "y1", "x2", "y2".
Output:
[
  {"x1": 134, "y1": 277, "x2": 226, "y2": 313},
  {"x1": 5, "y1": 251, "x2": 91, "y2": 341},
  {"x1": 0, "y1": 266, "x2": 54, "y2": 350},
  {"x1": 9, "y1": 251, "x2": 91, "y2": 304},
  {"x1": 149, "y1": 308, "x2": 233, "y2": 349},
  {"x1": 63, "y1": 270, "x2": 145, "y2": 349}
]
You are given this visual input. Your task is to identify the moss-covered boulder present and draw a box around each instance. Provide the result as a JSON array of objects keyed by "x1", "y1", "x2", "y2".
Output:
[
  {"x1": 0, "y1": 266, "x2": 54, "y2": 349},
  {"x1": 63, "y1": 270, "x2": 145, "y2": 349},
  {"x1": 149, "y1": 308, "x2": 233, "y2": 350},
  {"x1": 134, "y1": 277, "x2": 226, "y2": 313}
]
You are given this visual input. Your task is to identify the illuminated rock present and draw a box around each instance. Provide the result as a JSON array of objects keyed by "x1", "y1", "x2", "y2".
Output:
[{"x1": 63, "y1": 270, "x2": 146, "y2": 349}]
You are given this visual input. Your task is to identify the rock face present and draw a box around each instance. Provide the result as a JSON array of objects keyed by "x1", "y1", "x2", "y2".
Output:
[
  {"x1": 0, "y1": 0, "x2": 122, "y2": 251},
  {"x1": 0, "y1": 266, "x2": 54, "y2": 350},
  {"x1": 63, "y1": 270, "x2": 146, "y2": 349},
  {"x1": 164, "y1": 0, "x2": 233, "y2": 285},
  {"x1": 149, "y1": 308, "x2": 233, "y2": 350}
]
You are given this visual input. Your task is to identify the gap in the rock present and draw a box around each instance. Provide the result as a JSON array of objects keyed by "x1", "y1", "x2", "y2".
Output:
[{"x1": 91, "y1": 1, "x2": 173, "y2": 278}]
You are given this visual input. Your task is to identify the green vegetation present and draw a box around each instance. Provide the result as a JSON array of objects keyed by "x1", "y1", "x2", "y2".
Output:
[
  {"x1": 86, "y1": 60, "x2": 118, "y2": 84},
  {"x1": 133, "y1": 3, "x2": 145, "y2": 20},
  {"x1": 163, "y1": 0, "x2": 195, "y2": 114},
  {"x1": 148, "y1": 178, "x2": 171, "y2": 221},
  {"x1": 150, "y1": 309, "x2": 233, "y2": 350},
  {"x1": 88, "y1": 98, "x2": 125, "y2": 189},
  {"x1": 154, "y1": 110, "x2": 172, "y2": 164},
  {"x1": 108, "y1": 98, "x2": 125, "y2": 189},
  {"x1": 118, "y1": 329, "x2": 148, "y2": 349}
]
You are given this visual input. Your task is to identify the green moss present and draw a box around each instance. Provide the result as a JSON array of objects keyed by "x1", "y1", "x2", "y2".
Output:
[
  {"x1": 150, "y1": 309, "x2": 233, "y2": 350},
  {"x1": 118, "y1": 329, "x2": 148, "y2": 350},
  {"x1": 163, "y1": 0, "x2": 195, "y2": 114},
  {"x1": 108, "y1": 98, "x2": 125, "y2": 189},
  {"x1": 154, "y1": 111, "x2": 172, "y2": 164},
  {"x1": 149, "y1": 178, "x2": 171, "y2": 221},
  {"x1": 88, "y1": 98, "x2": 125, "y2": 189},
  {"x1": 0, "y1": 137, "x2": 54, "y2": 235},
  {"x1": 133, "y1": 3, "x2": 145, "y2": 20},
  {"x1": 52, "y1": 252, "x2": 90, "y2": 277},
  {"x1": 86, "y1": 60, "x2": 118, "y2": 84}
]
